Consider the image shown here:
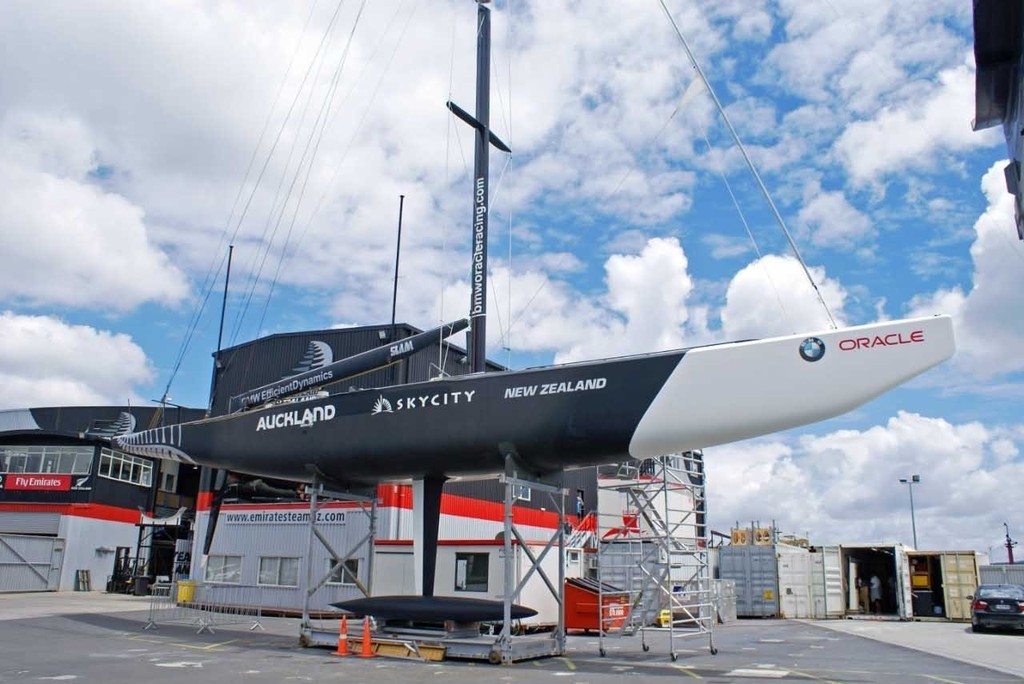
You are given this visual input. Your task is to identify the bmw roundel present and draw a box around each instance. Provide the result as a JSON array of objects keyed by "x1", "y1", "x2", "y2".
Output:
[{"x1": 799, "y1": 337, "x2": 826, "y2": 362}]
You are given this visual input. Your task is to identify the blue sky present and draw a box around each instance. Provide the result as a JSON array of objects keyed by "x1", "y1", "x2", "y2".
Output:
[{"x1": 1, "y1": 1, "x2": 1021, "y2": 557}]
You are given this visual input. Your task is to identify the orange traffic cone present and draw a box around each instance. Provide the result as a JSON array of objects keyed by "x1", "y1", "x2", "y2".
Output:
[
  {"x1": 332, "y1": 615, "x2": 349, "y2": 657},
  {"x1": 359, "y1": 616, "x2": 375, "y2": 658}
]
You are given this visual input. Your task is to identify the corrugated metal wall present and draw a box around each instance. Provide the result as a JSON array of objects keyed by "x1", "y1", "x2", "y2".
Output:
[
  {"x1": 0, "y1": 511, "x2": 60, "y2": 535},
  {"x1": 940, "y1": 552, "x2": 979, "y2": 621},
  {"x1": 719, "y1": 545, "x2": 780, "y2": 617},
  {"x1": 0, "y1": 533, "x2": 63, "y2": 592},
  {"x1": 777, "y1": 545, "x2": 812, "y2": 618},
  {"x1": 194, "y1": 503, "x2": 373, "y2": 611},
  {"x1": 980, "y1": 564, "x2": 1024, "y2": 585}
]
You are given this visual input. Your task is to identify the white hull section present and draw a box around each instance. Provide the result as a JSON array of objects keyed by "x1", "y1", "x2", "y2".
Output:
[{"x1": 629, "y1": 315, "x2": 955, "y2": 457}]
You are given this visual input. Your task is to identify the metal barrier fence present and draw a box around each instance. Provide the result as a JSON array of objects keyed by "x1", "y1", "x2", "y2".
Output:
[{"x1": 146, "y1": 581, "x2": 264, "y2": 634}]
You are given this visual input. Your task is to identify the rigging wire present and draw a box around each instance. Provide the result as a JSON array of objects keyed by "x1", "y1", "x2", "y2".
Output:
[
  {"x1": 437, "y1": 4, "x2": 462, "y2": 377},
  {"x1": 688, "y1": 95, "x2": 795, "y2": 332},
  {"x1": 657, "y1": 0, "x2": 837, "y2": 329},
  {"x1": 252, "y1": 0, "x2": 371, "y2": 338},
  {"x1": 273, "y1": 0, "x2": 419, "y2": 305},
  {"x1": 157, "y1": 0, "x2": 324, "y2": 403},
  {"x1": 224, "y1": 0, "x2": 353, "y2": 348}
]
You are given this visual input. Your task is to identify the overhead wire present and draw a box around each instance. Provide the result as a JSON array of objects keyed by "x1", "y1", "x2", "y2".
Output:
[
  {"x1": 157, "y1": 0, "x2": 325, "y2": 404},
  {"x1": 657, "y1": 0, "x2": 837, "y2": 329},
  {"x1": 252, "y1": 0, "x2": 372, "y2": 338},
  {"x1": 284, "y1": 0, "x2": 419, "y2": 268},
  {"x1": 225, "y1": 0, "x2": 353, "y2": 349}
]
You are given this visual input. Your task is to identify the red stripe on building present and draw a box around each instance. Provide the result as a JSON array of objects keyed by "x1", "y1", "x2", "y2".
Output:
[
  {"x1": 196, "y1": 490, "x2": 215, "y2": 511},
  {"x1": 219, "y1": 501, "x2": 361, "y2": 511}
]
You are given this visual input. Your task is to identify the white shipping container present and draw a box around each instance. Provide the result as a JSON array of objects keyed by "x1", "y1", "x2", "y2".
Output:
[
  {"x1": 777, "y1": 544, "x2": 812, "y2": 619},
  {"x1": 809, "y1": 546, "x2": 844, "y2": 619}
]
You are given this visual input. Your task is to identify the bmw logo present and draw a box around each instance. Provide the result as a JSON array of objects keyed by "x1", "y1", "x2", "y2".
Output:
[{"x1": 799, "y1": 337, "x2": 826, "y2": 362}]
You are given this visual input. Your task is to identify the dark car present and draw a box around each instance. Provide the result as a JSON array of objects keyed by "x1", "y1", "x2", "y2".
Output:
[{"x1": 970, "y1": 584, "x2": 1024, "y2": 632}]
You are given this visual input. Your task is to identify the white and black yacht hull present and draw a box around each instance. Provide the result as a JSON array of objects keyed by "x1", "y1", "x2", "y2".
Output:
[{"x1": 116, "y1": 315, "x2": 955, "y2": 485}]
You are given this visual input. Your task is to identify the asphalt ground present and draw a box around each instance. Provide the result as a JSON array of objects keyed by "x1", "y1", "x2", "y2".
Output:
[{"x1": 0, "y1": 592, "x2": 1021, "y2": 683}]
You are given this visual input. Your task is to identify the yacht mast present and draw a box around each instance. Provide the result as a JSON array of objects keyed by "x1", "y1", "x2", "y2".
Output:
[{"x1": 448, "y1": 0, "x2": 510, "y2": 373}]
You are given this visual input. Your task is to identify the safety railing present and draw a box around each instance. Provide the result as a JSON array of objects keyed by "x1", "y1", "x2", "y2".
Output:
[{"x1": 145, "y1": 581, "x2": 264, "y2": 634}]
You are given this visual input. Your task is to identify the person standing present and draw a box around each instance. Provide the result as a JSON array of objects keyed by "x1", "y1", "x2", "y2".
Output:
[{"x1": 869, "y1": 574, "x2": 882, "y2": 614}]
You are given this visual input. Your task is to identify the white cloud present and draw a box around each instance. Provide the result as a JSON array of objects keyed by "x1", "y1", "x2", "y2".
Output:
[
  {"x1": 796, "y1": 180, "x2": 875, "y2": 249},
  {"x1": 908, "y1": 161, "x2": 1024, "y2": 379},
  {"x1": 0, "y1": 312, "x2": 154, "y2": 408},
  {"x1": 720, "y1": 255, "x2": 847, "y2": 339},
  {"x1": 768, "y1": 1, "x2": 968, "y2": 107},
  {"x1": 0, "y1": 115, "x2": 190, "y2": 311},
  {"x1": 706, "y1": 411, "x2": 1024, "y2": 552},
  {"x1": 426, "y1": 237, "x2": 709, "y2": 364},
  {"x1": 833, "y1": 61, "x2": 987, "y2": 186}
]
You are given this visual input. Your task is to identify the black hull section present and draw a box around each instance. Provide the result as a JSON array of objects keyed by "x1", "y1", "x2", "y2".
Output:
[
  {"x1": 125, "y1": 351, "x2": 684, "y2": 485},
  {"x1": 332, "y1": 596, "x2": 537, "y2": 621}
]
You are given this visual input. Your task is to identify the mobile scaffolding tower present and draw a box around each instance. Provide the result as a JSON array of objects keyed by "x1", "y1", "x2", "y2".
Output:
[{"x1": 595, "y1": 451, "x2": 716, "y2": 660}]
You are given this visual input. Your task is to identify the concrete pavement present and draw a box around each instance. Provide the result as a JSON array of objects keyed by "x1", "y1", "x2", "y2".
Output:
[{"x1": 809, "y1": 617, "x2": 1024, "y2": 679}]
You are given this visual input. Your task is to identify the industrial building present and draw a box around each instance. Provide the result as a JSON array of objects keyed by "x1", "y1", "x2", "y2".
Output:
[{"x1": 0, "y1": 404, "x2": 205, "y2": 592}]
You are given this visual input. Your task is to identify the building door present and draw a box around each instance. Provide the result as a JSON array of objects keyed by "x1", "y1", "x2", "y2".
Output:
[{"x1": 0, "y1": 534, "x2": 64, "y2": 592}]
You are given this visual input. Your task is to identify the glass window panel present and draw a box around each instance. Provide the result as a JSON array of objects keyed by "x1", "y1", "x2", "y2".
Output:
[
  {"x1": 97, "y1": 448, "x2": 153, "y2": 487},
  {"x1": 454, "y1": 553, "x2": 488, "y2": 592},
  {"x1": 327, "y1": 559, "x2": 359, "y2": 585},
  {"x1": 206, "y1": 555, "x2": 242, "y2": 584},
  {"x1": 73, "y1": 450, "x2": 93, "y2": 474},
  {"x1": 24, "y1": 450, "x2": 41, "y2": 473},
  {"x1": 258, "y1": 557, "x2": 280, "y2": 585},
  {"x1": 280, "y1": 558, "x2": 299, "y2": 587}
]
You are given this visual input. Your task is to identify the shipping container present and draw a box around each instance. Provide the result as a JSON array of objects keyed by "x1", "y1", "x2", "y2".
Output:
[
  {"x1": 907, "y1": 551, "x2": 979, "y2": 621},
  {"x1": 719, "y1": 544, "x2": 782, "y2": 617},
  {"x1": 809, "y1": 545, "x2": 844, "y2": 618},
  {"x1": 839, "y1": 543, "x2": 912, "y2": 619},
  {"x1": 776, "y1": 545, "x2": 813, "y2": 618}
]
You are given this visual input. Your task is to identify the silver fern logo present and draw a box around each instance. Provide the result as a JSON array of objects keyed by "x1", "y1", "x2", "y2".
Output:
[
  {"x1": 290, "y1": 340, "x2": 333, "y2": 375},
  {"x1": 85, "y1": 412, "x2": 137, "y2": 440},
  {"x1": 371, "y1": 396, "x2": 393, "y2": 415}
]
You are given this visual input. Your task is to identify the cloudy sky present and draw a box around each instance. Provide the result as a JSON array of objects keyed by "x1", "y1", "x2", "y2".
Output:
[{"x1": 1, "y1": 0, "x2": 1021, "y2": 558}]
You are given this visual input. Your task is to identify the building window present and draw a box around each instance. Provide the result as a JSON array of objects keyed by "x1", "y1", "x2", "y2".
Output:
[
  {"x1": 512, "y1": 483, "x2": 531, "y2": 501},
  {"x1": 0, "y1": 445, "x2": 93, "y2": 475},
  {"x1": 455, "y1": 552, "x2": 489, "y2": 592},
  {"x1": 159, "y1": 461, "x2": 179, "y2": 493},
  {"x1": 98, "y1": 447, "x2": 153, "y2": 488},
  {"x1": 327, "y1": 559, "x2": 359, "y2": 585},
  {"x1": 258, "y1": 557, "x2": 300, "y2": 587},
  {"x1": 205, "y1": 555, "x2": 242, "y2": 584}
]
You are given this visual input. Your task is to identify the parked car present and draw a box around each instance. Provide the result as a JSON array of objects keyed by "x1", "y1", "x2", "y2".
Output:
[{"x1": 970, "y1": 584, "x2": 1024, "y2": 632}]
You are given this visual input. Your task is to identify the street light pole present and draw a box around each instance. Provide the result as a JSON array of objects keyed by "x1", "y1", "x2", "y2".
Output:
[{"x1": 899, "y1": 475, "x2": 920, "y2": 548}]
